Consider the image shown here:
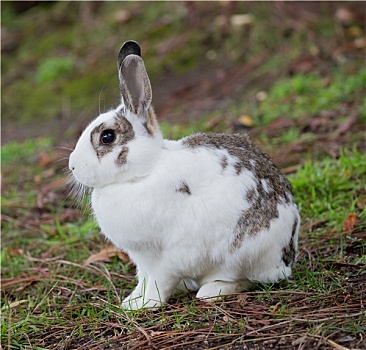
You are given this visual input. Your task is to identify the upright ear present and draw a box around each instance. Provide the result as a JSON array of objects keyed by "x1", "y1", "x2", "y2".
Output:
[{"x1": 117, "y1": 41, "x2": 151, "y2": 117}]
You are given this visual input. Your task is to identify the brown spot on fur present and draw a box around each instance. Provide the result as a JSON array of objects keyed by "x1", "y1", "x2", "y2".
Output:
[
  {"x1": 96, "y1": 146, "x2": 114, "y2": 159},
  {"x1": 131, "y1": 106, "x2": 159, "y2": 136},
  {"x1": 176, "y1": 181, "x2": 191, "y2": 195},
  {"x1": 90, "y1": 113, "x2": 135, "y2": 162},
  {"x1": 234, "y1": 162, "x2": 242, "y2": 175},
  {"x1": 146, "y1": 106, "x2": 160, "y2": 134},
  {"x1": 143, "y1": 121, "x2": 153, "y2": 136},
  {"x1": 182, "y1": 133, "x2": 294, "y2": 251},
  {"x1": 291, "y1": 216, "x2": 298, "y2": 238},
  {"x1": 246, "y1": 188, "x2": 256, "y2": 203},
  {"x1": 115, "y1": 112, "x2": 135, "y2": 142},
  {"x1": 221, "y1": 156, "x2": 228, "y2": 170},
  {"x1": 116, "y1": 146, "x2": 129, "y2": 165},
  {"x1": 282, "y1": 217, "x2": 298, "y2": 267},
  {"x1": 230, "y1": 179, "x2": 281, "y2": 251}
]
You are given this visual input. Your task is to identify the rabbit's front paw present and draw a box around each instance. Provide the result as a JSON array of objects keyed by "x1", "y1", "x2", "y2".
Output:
[{"x1": 121, "y1": 294, "x2": 161, "y2": 310}]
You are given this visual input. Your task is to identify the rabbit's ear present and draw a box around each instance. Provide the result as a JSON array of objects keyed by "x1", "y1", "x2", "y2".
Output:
[
  {"x1": 118, "y1": 54, "x2": 152, "y2": 117},
  {"x1": 117, "y1": 40, "x2": 141, "y2": 71}
]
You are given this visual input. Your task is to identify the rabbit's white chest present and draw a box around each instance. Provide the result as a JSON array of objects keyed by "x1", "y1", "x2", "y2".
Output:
[{"x1": 91, "y1": 180, "x2": 171, "y2": 251}]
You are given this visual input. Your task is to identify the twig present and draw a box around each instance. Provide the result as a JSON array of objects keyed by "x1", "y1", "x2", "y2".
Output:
[
  {"x1": 206, "y1": 333, "x2": 298, "y2": 349},
  {"x1": 290, "y1": 311, "x2": 365, "y2": 323},
  {"x1": 245, "y1": 319, "x2": 293, "y2": 336},
  {"x1": 128, "y1": 323, "x2": 155, "y2": 350},
  {"x1": 306, "y1": 333, "x2": 352, "y2": 350}
]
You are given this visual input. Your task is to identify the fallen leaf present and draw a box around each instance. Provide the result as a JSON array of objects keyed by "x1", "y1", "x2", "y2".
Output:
[
  {"x1": 150, "y1": 331, "x2": 165, "y2": 337},
  {"x1": 114, "y1": 9, "x2": 132, "y2": 23},
  {"x1": 230, "y1": 14, "x2": 255, "y2": 28},
  {"x1": 270, "y1": 301, "x2": 282, "y2": 314},
  {"x1": 346, "y1": 26, "x2": 362, "y2": 38},
  {"x1": 84, "y1": 246, "x2": 130, "y2": 266},
  {"x1": 223, "y1": 315, "x2": 236, "y2": 323},
  {"x1": 8, "y1": 300, "x2": 28, "y2": 309},
  {"x1": 335, "y1": 8, "x2": 354, "y2": 25},
  {"x1": 343, "y1": 213, "x2": 357, "y2": 234},
  {"x1": 34, "y1": 174, "x2": 42, "y2": 184},
  {"x1": 354, "y1": 37, "x2": 366, "y2": 49},
  {"x1": 238, "y1": 115, "x2": 255, "y2": 127},
  {"x1": 6, "y1": 248, "x2": 25, "y2": 258},
  {"x1": 356, "y1": 197, "x2": 366, "y2": 210},
  {"x1": 255, "y1": 91, "x2": 268, "y2": 101}
]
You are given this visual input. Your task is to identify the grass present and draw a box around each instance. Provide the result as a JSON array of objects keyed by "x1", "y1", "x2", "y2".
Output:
[
  {"x1": 2, "y1": 2, "x2": 365, "y2": 349},
  {"x1": 249, "y1": 69, "x2": 366, "y2": 126},
  {"x1": 293, "y1": 148, "x2": 365, "y2": 231},
  {"x1": 1, "y1": 121, "x2": 365, "y2": 349}
]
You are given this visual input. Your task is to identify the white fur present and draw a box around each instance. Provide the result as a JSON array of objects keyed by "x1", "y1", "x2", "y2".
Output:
[
  {"x1": 69, "y1": 45, "x2": 300, "y2": 309},
  {"x1": 70, "y1": 112, "x2": 300, "y2": 309}
]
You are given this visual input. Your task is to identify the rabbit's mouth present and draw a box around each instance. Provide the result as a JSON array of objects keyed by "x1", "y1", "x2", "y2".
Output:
[{"x1": 68, "y1": 155, "x2": 96, "y2": 189}]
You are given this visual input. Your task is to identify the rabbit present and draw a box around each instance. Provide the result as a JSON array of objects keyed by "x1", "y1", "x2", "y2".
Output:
[{"x1": 69, "y1": 40, "x2": 300, "y2": 310}]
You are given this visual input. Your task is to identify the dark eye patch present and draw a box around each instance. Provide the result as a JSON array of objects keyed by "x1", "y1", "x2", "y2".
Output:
[
  {"x1": 90, "y1": 117, "x2": 135, "y2": 163},
  {"x1": 100, "y1": 129, "x2": 116, "y2": 145}
]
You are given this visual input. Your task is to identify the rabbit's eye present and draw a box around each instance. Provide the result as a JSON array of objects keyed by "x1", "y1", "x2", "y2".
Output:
[{"x1": 100, "y1": 130, "x2": 116, "y2": 145}]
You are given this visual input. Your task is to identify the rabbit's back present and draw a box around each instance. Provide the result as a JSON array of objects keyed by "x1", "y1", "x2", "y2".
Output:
[{"x1": 182, "y1": 133, "x2": 294, "y2": 237}]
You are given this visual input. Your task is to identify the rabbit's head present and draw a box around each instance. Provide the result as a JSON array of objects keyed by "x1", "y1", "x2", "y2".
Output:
[{"x1": 69, "y1": 41, "x2": 163, "y2": 188}]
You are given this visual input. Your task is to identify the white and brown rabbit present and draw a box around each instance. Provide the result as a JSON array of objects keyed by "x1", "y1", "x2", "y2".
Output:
[{"x1": 69, "y1": 40, "x2": 300, "y2": 310}]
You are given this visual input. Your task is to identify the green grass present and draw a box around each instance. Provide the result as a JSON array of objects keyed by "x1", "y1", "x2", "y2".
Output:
[
  {"x1": 292, "y1": 148, "x2": 365, "y2": 232},
  {"x1": 228, "y1": 66, "x2": 366, "y2": 131},
  {"x1": 1, "y1": 137, "x2": 365, "y2": 349},
  {"x1": 1, "y1": 138, "x2": 53, "y2": 165},
  {"x1": 250, "y1": 69, "x2": 366, "y2": 126}
]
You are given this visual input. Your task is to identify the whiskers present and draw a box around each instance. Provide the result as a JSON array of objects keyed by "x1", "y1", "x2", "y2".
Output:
[
  {"x1": 55, "y1": 144, "x2": 91, "y2": 215},
  {"x1": 56, "y1": 145, "x2": 75, "y2": 152},
  {"x1": 64, "y1": 169, "x2": 91, "y2": 214}
]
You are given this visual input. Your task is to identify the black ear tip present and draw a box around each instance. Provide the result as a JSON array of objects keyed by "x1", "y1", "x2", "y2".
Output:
[
  {"x1": 118, "y1": 40, "x2": 141, "y2": 65},
  {"x1": 120, "y1": 40, "x2": 141, "y2": 56}
]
